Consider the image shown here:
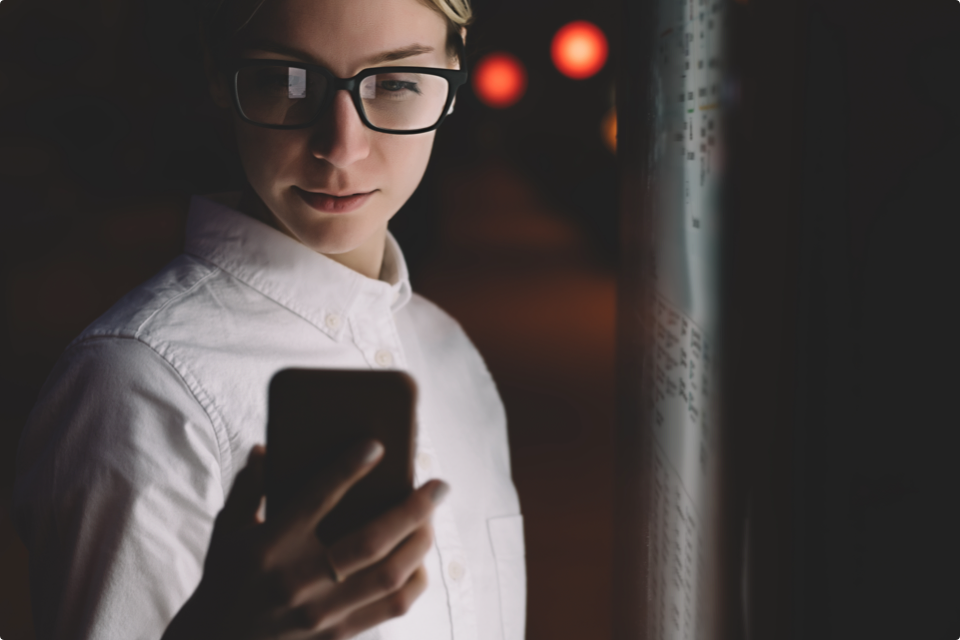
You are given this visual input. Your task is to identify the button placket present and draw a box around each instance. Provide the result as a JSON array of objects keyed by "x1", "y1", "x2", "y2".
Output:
[
  {"x1": 415, "y1": 422, "x2": 479, "y2": 640},
  {"x1": 346, "y1": 279, "x2": 404, "y2": 367},
  {"x1": 374, "y1": 349, "x2": 394, "y2": 368},
  {"x1": 447, "y1": 559, "x2": 466, "y2": 581},
  {"x1": 348, "y1": 309, "x2": 407, "y2": 372},
  {"x1": 416, "y1": 451, "x2": 433, "y2": 475}
]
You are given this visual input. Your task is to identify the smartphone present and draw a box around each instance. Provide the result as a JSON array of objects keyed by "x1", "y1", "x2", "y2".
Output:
[{"x1": 265, "y1": 368, "x2": 417, "y2": 546}]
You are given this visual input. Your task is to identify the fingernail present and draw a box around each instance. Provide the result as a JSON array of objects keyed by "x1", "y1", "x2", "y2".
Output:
[
  {"x1": 362, "y1": 440, "x2": 384, "y2": 464},
  {"x1": 431, "y1": 481, "x2": 450, "y2": 504}
]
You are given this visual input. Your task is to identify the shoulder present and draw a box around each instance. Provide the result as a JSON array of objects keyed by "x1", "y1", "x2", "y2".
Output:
[
  {"x1": 21, "y1": 336, "x2": 213, "y2": 460},
  {"x1": 403, "y1": 292, "x2": 473, "y2": 346},
  {"x1": 73, "y1": 253, "x2": 221, "y2": 345},
  {"x1": 399, "y1": 292, "x2": 501, "y2": 398},
  {"x1": 36, "y1": 335, "x2": 191, "y2": 405},
  {"x1": 49, "y1": 253, "x2": 236, "y2": 456},
  {"x1": 16, "y1": 333, "x2": 226, "y2": 517},
  {"x1": 401, "y1": 292, "x2": 492, "y2": 367}
]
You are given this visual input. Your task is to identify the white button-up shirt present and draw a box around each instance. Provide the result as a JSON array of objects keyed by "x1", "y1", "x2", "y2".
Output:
[{"x1": 13, "y1": 193, "x2": 526, "y2": 640}]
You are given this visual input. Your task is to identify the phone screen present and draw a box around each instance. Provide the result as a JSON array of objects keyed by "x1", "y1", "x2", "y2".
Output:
[{"x1": 265, "y1": 368, "x2": 417, "y2": 545}]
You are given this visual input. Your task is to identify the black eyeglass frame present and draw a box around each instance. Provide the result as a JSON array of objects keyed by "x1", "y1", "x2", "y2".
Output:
[{"x1": 219, "y1": 49, "x2": 469, "y2": 135}]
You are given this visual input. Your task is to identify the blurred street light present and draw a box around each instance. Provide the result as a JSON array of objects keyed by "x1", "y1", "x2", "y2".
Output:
[
  {"x1": 551, "y1": 20, "x2": 608, "y2": 80},
  {"x1": 472, "y1": 52, "x2": 528, "y2": 108}
]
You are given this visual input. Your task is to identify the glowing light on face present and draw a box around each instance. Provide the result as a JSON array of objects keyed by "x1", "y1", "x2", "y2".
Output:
[
  {"x1": 471, "y1": 52, "x2": 527, "y2": 108},
  {"x1": 551, "y1": 20, "x2": 608, "y2": 80}
]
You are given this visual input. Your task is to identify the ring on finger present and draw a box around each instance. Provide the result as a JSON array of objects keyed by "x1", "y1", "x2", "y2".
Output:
[{"x1": 324, "y1": 551, "x2": 344, "y2": 584}]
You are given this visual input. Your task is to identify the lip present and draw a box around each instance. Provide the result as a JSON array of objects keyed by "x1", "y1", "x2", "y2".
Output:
[{"x1": 294, "y1": 186, "x2": 375, "y2": 214}]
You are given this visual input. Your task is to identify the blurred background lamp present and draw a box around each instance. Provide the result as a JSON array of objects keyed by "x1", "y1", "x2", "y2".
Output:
[
  {"x1": 551, "y1": 20, "x2": 609, "y2": 80},
  {"x1": 602, "y1": 107, "x2": 617, "y2": 153},
  {"x1": 472, "y1": 52, "x2": 528, "y2": 108}
]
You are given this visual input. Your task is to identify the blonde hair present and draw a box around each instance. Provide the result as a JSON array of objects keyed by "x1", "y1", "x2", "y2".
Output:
[
  {"x1": 422, "y1": 0, "x2": 472, "y2": 28},
  {"x1": 199, "y1": 0, "x2": 471, "y2": 64}
]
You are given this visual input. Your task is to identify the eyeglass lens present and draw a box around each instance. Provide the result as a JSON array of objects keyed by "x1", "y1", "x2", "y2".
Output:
[{"x1": 235, "y1": 64, "x2": 451, "y2": 130}]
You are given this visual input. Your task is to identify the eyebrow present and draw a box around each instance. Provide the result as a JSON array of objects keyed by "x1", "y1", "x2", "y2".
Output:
[{"x1": 239, "y1": 39, "x2": 436, "y2": 67}]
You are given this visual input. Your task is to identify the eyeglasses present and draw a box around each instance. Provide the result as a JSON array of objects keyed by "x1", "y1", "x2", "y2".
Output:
[{"x1": 219, "y1": 56, "x2": 468, "y2": 135}]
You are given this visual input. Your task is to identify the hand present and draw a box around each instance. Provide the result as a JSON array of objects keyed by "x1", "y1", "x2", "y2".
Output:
[{"x1": 162, "y1": 439, "x2": 449, "y2": 640}]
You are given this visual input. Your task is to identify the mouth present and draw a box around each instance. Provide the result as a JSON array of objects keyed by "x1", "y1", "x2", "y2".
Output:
[{"x1": 294, "y1": 186, "x2": 376, "y2": 214}]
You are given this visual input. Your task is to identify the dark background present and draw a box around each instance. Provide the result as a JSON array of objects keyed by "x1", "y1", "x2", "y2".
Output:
[
  {"x1": 791, "y1": 2, "x2": 960, "y2": 637},
  {"x1": 3, "y1": 0, "x2": 960, "y2": 639}
]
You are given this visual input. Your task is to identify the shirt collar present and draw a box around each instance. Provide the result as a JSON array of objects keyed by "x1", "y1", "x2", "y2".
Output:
[{"x1": 184, "y1": 192, "x2": 413, "y2": 342}]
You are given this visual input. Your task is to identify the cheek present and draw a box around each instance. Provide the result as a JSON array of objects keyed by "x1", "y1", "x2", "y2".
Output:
[
  {"x1": 233, "y1": 119, "x2": 301, "y2": 187},
  {"x1": 380, "y1": 133, "x2": 435, "y2": 200}
]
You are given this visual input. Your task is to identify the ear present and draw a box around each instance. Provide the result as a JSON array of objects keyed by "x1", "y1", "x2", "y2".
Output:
[{"x1": 202, "y1": 42, "x2": 233, "y2": 110}]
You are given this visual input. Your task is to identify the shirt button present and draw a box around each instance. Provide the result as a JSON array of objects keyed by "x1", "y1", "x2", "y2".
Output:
[
  {"x1": 416, "y1": 452, "x2": 433, "y2": 473},
  {"x1": 447, "y1": 560, "x2": 465, "y2": 582},
  {"x1": 375, "y1": 349, "x2": 394, "y2": 368},
  {"x1": 325, "y1": 313, "x2": 341, "y2": 330}
]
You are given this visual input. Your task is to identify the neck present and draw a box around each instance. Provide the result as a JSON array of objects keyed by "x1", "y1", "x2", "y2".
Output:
[
  {"x1": 236, "y1": 183, "x2": 386, "y2": 280},
  {"x1": 236, "y1": 184, "x2": 280, "y2": 232},
  {"x1": 327, "y1": 227, "x2": 389, "y2": 281}
]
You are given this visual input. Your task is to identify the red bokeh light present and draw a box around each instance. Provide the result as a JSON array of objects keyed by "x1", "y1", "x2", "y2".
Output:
[
  {"x1": 472, "y1": 52, "x2": 527, "y2": 108},
  {"x1": 551, "y1": 20, "x2": 609, "y2": 80}
]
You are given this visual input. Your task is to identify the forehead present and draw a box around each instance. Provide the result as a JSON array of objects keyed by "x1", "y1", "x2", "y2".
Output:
[{"x1": 236, "y1": 0, "x2": 449, "y2": 72}]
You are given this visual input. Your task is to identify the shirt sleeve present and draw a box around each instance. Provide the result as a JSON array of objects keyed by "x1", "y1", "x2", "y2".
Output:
[{"x1": 13, "y1": 337, "x2": 225, "y2": 640}]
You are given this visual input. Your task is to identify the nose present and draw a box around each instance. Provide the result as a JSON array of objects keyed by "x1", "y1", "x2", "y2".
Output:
[{"x1": 310, "y1": 90, "x2": 371, "y2": 168}]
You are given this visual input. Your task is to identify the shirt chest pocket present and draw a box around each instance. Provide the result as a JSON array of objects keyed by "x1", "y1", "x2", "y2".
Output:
[{"x1": 488, "y1": 514, "x2": 526, "y2": 640}]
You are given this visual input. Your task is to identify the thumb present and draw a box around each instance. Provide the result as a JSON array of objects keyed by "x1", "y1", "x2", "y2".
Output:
[{"x1": 215, "y1": 444, "x2": 266, "y2": 535}]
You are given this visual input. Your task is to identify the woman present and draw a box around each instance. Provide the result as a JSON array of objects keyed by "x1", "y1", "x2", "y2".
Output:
[{"x1": 13, "y1": 0, "x2": 526, "y2": 638}]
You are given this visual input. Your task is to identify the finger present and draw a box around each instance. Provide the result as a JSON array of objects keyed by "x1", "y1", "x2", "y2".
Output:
[
  {"x1": 313, "y1": 566, "x2": 429, "y2": 639},
  {"x1": 327, "y1": 479, "x2": 448, "y2": 580},
  {"x1": 257, "y1": 518, "x2": 432, "y2": 624},
  {"x1": 327, "y1": 523, "x2": 434, "y2": 615},
  {"x1": 266, "y1": 439, "x2": 384, "y2": 545},
  {"x1": 253, "y1": 539, "x2": 336, "y2": 613},
  {"x1": 216, "y1": 444, "x2": 266, "y2": 535},
  {"x1": 290, "y1": 521, "x2": 433, "y2": 624}
]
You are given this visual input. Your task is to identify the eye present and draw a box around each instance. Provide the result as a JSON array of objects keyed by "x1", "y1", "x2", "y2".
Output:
[
  {"x1": 378, "y1": 80, "x2": 421, "y2": 94},
  {"x1": 255, "y1": 71, "x2": 292, "y2": 89}
]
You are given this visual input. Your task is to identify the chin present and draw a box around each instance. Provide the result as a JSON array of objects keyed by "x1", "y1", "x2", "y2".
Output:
[{"x1": 294, "y1": 216, "x2": 384, "y2": 256}]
